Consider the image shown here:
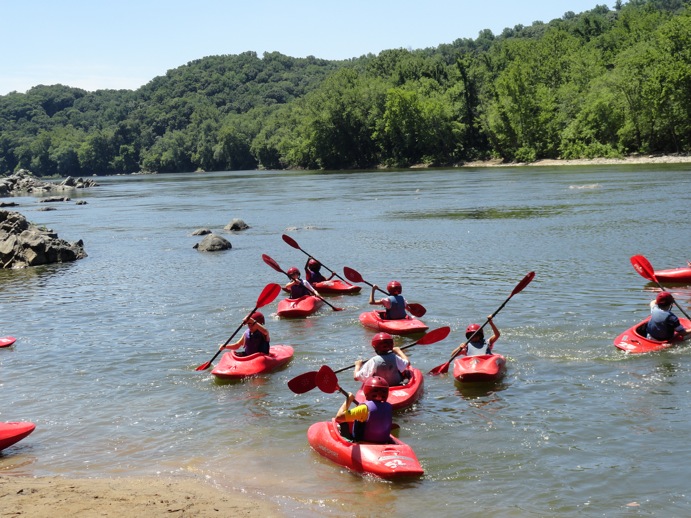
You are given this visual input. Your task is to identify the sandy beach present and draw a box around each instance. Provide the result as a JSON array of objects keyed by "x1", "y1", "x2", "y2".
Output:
[
  {"x1": 459, "y1": 154, "x2": 691, "y2": 167},
  {"x1": 0, "y1": 475, "x2": 281, "y2": 517}
]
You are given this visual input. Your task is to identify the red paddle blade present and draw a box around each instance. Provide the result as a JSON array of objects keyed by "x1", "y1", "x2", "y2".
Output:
[
  {"x1": 408, "y1": 303, "x2": 426, "y2": 317},
  {"x1": 282, "y1": 234, "x2": 300, "y2": 249},
  {"x1": 195, "y1": 360, "x2": 212, "y2": 371},
  {"x1": 257, "y1": 283, "x2": 282, "y2": 307},
  {"x1": 428, "y1": 360, "x2": 451, "y2": 375},
  {"x1": 287, "y1": 371, "x2": 318, "y2": 394},
  {"x1": 416, "y1": 326, "x2": 451, "y2": 345},
  {"x1": 316, "y1": 365, "x2": 339, "y2": 393},
  {"x1": 631, "y1": 255, "x2": 656, "y2": 282},
  {"x1": 262, "y1": 254, "x2": 284, "y2": 274},
  {"x1": 343, "y1": 266, "x2": 363, "y2": 283},
  {"x1": 512, "y1": 271, "x2": 535, "y2": 296}
]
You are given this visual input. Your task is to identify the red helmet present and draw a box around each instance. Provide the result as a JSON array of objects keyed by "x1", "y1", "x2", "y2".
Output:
[
  {"x1": 387, "y1": 280, "x2": 402, "y2": 295},
  {"x1": 250, "y1": 311, "x2": 265, "y2": 324},
  {"x1": 307, "y1": 259, "x2": 321, "y2": 271},
  {"x1": 465, "y1": 323, "x2": 483, "y2": 339},
  {"x1": 363, "y1": 376, "x2": 389, "y2": 401},
  {"x1": 371, "y1": 332, "x2": 394, "y2": 353},
  {"x1": 287, "y1": 266, "x2": 300, "y2": 277},
  {"x1": 656, "y1": 291, "x2": 674, "y2": 306}
]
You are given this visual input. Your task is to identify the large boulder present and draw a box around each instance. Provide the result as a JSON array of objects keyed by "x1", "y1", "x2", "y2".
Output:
[
  {"x1": 0, "y1": 210, "x2": 87, "y2": 269},
  {"x1": 193, "y1": 234, "x2": 232, "y2": 252}
]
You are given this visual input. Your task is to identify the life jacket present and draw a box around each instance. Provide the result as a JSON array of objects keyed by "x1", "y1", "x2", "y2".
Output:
[
  {"x1": 385, "y1": 294, "x2": 407, "y2": 320},
  {"x1": 647, "y1": 306, "x2": 681, "y2": 341},
  {"x1": 306, "y1": 269, "x2": 326, "y2": 283},
  {"x1": 242, "y1": 328, "x2": 270, "y2": 355},
  {"x1": 466, "y1": 338, "x2": 491, "y2": 356},
  {"x1": 289, "y1": 279, "x2": 311, "y2": 299},
  {"x1": 352, "y1": 400, "x2": 393, "y2": 443},
  {"x1": 368, "y1": 353, "x2": 403, "y2": 386}
]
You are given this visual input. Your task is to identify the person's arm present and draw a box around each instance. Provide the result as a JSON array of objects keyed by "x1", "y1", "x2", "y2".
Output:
[
  {"x1": 335, "y1": 394, "x2": 369, "y2": 422},
  {"x1": 393, "y1": 346, "x2": 409, "y2": 366},
  {"x1": 220, "y1": 331, "x2": 246, "y2": 350},
  {"x1": 353, "y1": 359, "x2": 364, "y2": 380},
  {"x1": 487, "y1": 316, "x2": 500, "y2": 349},
  {"x1": 303, "y1": 279, "x2": 320, "y2": 298},
  {"x1": 450, "y1": 342, "x2": 467, "y2": 358},
  {"x1": 353, "y1": 358, "x2": 374, "y2": 381}
]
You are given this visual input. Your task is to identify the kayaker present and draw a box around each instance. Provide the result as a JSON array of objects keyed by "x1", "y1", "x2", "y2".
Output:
[
  {"x1": 353, "y1": 332, "x2": 410, "y2": 386},
  {"x1": 450, "y1": 316, "x2": 501, "y2": 357},
  {"x1": 646, "y1": 292, "x2": 691, "y2": 341},
  {"x1": 369, "y1": 281, "x2": 412, "y2": 320},
  {"x1": 335, "y1": 376, "x2": 393, "y2": 443},
  {"x1": 304, "y1": 258, "x2": 334, "y2": 284},
  {"x1": 218, "y1": 311, "x2": 270, "y2": 356},
  {"x1": 285, "y1": 266, "x2": 320, "y2": 298}
]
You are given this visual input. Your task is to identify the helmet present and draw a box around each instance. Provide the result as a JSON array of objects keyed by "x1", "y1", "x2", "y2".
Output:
[
  {"x1": 250, "y1": 311, "x2": 265, "y2": 325},
  {"x1": 363, "y1": 376, "x2": 389, "y2": 401},
  {"x1": 371, "y1": 332, "x2": 394, "y2": 353},
  {"x1": 656, "y1": 291, "x2": 674, "y2": 306},
  {"x1": 465, "y1": 323, "x2": 483, "y2": 339},
  {"x1": 287, "y1": 266, "x2": 300, "y2": 277},
  {"x1": 307, "y1": 259, "x2": 321, "y2": 271},
  {"x1": 386, "y1": 280, "x2": 402, "y2": 295}
]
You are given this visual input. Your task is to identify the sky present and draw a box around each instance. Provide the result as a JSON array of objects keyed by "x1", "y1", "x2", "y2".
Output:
[{"x1": 2, "y1": 0, "x2": 611, "y2": 96}]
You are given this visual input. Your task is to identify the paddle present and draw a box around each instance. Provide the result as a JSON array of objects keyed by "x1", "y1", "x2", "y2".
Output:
[
  {"x1": 281, "y1": 234, "x2": 352, "y2": 285},
  {"x1": 429, "y1": 271, "x2": 535, "y2": 375},
  {"x1": 287, "y1": 326, "x2": 451, "y2": 394},
  {"x1": 195, "y1": 282, "x2": 282, "y2": 371},
  {"x1": 262, "y1": 254, "x2": 344, "y2": 311},
  {"x1": 631, "y1": 255, "x2": 691, "y2": 320},
  {"x1": 342, "y1": 266, "x2": 426, "y2": 317}
]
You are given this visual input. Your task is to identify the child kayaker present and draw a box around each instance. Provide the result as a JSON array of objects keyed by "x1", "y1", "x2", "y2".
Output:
[
  {"x1": 304, "y1": 258, "x2": 333, "y2": 284},
  {"x1": 219, "y1": 311, "x2": 270, "y2": 356},
  {"x1": 353, "y1": 332, "x2": 410, "y2": 386},
  {"x1": 336, "y1": 376, "x2": 393, "y2": 443},
  {"x1": 646, "y1": 291, "x2": 691, "y2": 341},
  {"x1": 450, "y1": 315, "x2": 501, "y2": 357},
  {"x1": 285, "y1": 266, "x2": 319, "y2": 298},
  {"x1": 369, "y1": 280, "x2": 413, "y2": 320}
]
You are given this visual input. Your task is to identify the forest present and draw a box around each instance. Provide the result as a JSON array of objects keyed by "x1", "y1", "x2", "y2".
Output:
[{"x1": 1, "y1": 0, "x2": 690, "y2": 177}]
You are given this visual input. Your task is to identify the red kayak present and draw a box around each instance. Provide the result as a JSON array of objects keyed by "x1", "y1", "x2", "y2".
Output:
[
  {"x1": 453, "y1": 354, "x2": 507, "y2": 383},
  {"x1": 614, "y1": 316, "x2": 691, "y2": 354},
  {"x1": 0, "y1": 422, "x2": 35, "y2": 452},
  {"x1": 654, "y1": 266, "x2": 691, "y2": 284},
  {"x1": 307, "y1": 419, "x2": 424, "y2": 479},
  {"x1": 0, "y1": 336, "x2": 17, "y2": 348},
  {"x1": 354, "y1": 367, "x2": 424, "y2": 410},
  {"x1": 277, "y1": 295, "x2": 324, "y2": 318},
  {"x1": 312, "y1": 279, "x2": 361, "y2": 294},
  {"x1": 211, "y1": 345, "x2": 294, "y2": 379},
  {"x1": 359, "y1": 310, "x2": 428, "y2": 335}
]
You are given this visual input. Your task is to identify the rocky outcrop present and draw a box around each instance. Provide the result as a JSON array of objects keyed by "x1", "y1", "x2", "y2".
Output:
[
  {"x1": 224, "y1": 219, "x2": 249, "y2": 231},
  {"x1": 193, "y1": 234, "x2": 231, "y2": 252},
  {"x1": 0, "y1": 170, "x2": 98, "y2": 197},
  {"x1": 0, "y1": 210, "x2": 87, "y2": 269}
]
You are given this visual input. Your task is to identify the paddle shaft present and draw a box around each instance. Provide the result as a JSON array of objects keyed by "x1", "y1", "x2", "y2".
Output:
[
  {"x1": 632, "y1": 255, "x2": 691, "y2": 320},
  {"x1": 281, "y1": 234, "x2": 350, "y2": 284}
]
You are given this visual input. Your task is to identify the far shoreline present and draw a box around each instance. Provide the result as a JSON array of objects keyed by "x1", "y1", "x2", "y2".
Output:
[{"x1": 456, "y1": 154, "x2": 691, "y2": 168}]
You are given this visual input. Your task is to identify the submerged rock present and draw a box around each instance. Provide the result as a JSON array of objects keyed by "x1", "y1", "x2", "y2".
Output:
[{"x1": 193, "y1": 234, "x2": 232, "y2": 252}]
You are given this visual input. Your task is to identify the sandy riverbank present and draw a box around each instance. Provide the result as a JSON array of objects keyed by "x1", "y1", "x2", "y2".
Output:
[
  {"x1": 459, "y1": 154, "x2": 691, "y2": 167},
  {"x1": 0, "y1": 475, "x2": 282, "y2": 517}
]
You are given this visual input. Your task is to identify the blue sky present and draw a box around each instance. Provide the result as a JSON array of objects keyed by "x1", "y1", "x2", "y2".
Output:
[{"x1": 2, "y1": 1, "x2": 611, "y2": 95}]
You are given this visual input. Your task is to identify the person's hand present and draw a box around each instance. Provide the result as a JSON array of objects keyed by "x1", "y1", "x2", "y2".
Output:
[{"x1": 487, "y1": 315, "x2": 493, "y2": 321}]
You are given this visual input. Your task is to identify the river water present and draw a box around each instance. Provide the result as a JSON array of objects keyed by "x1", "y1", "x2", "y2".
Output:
[{"x1": 1, "y1": 165, "x2": 690, "y2": 516}]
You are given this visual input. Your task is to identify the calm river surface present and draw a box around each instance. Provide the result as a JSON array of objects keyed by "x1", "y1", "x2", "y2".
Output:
[{"x1": 2, "y1": 165, "x2": 691, "y2": 516}]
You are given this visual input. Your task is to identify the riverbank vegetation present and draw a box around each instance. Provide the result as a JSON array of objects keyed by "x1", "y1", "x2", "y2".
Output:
[{"x1": 1, "y1": 0, "x2": 690, "y2": 176}]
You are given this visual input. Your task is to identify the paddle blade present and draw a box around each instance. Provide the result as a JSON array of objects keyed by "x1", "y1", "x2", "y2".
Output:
[
  {"x1": 316, "y1": 365, "x2": 339, "y2": 393},
  {"x1": 416, "y1": 326, "x2": 451, "y2": 345},
  {"x1": 282, "y1": 234, "x2": 300, "y2": 250},
  {"x1": 512, "y1": 271, "x2": 535, "y2": 296},
  {"x1": 257, "y1": 283, "x2": 282, "y2": 307},
  {"x1": 343, "y1": 266, "x2": 363, "y2": 284},
  {"x1": 408, "y1": 303, "x2": 426, "y2": 318},
  {"x1": 287, "y1": 371, "x2": 318, "y2": 394},
  {"x1": 262, "y1": 254, "x2": 285, "y2": 275},
  {"x1": 195, "y1": 360, "x2": 212, "y2": 371},
  {"x1": 428, "y1": 360, "x2": 451, "y2": 376},
  {"x1": 631, "y1": 255, "x2": 656, "y2": 282}
]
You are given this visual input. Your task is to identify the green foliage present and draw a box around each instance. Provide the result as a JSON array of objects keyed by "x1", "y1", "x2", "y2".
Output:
[{"x1": 2, "y1": 0, "x2": 691, "y2": 176}]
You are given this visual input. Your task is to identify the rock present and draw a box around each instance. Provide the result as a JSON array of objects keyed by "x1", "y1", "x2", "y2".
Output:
[
  {"x1": 76, "y1": 201, "x2": 88, "y2": 205},
  {"x1": 193, "y1": 234, "x2": 232, "y2": 252},
  {"x1": 39, "y1": 196, "x2": 71, "y2": 203},
  {"x1": 191, "y1": 228, "x2": 211, "y2": 236},
  {"x1": 224, "y1": 219, "x2": 249, "y2": 231},
  {"x1": 0, "y1": 210, "x2": 87, "y2": 269},
  {"x1": 1, "y1": 170, "x2": 98, "y2": 198}
]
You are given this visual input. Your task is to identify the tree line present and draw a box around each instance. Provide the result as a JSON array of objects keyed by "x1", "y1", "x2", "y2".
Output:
[{"x1": 1, "y1": 0, "x2": 690, "y2": 177}]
